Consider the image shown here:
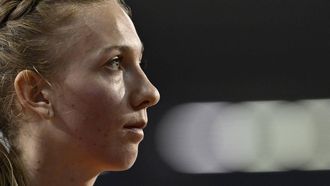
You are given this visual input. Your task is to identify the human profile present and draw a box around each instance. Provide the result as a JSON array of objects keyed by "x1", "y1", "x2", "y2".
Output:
[{"x1": 0, "y1": 0, "x2": 160, "y2": 185}]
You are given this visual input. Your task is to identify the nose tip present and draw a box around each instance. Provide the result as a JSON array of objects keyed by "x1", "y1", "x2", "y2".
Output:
[
  {"x1": 136, "y1": 83, "x2": 160, "y2": 110},
  {"x1": 148, "y1": 86, "x2": 160, "y2": 107},
  {"x1": 130, "y1": 74, "x2": 160, "y2": 110}
]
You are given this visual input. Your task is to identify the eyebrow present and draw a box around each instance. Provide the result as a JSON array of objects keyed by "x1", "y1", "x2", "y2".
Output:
[{"x1": 102, "y1": 43, "x2": 144, "y2": 55}]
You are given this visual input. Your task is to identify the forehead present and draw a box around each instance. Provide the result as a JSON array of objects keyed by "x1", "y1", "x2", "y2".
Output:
[
  {"x1": 54, "y1": 1, "x2": 142, "y2": 59},
  {"x1": 80, "y1": 2, "x2": 134, "y2": 35},
  {"x1": 84, "y1": 1, "x2": 141, "y2": 46}
]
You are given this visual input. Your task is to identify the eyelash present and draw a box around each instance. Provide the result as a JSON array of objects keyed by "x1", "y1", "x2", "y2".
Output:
[
  {"x1": 105, "y1": 55, "x2": 147, "y2": 71},
  {"x1": 105, "y1": 56, "x2": 122, "y2": 71}
]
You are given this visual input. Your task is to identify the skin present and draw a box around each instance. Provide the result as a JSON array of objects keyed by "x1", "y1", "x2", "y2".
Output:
[{"x1": 13, "y1": 1, "x2": 160, "y2": 186}]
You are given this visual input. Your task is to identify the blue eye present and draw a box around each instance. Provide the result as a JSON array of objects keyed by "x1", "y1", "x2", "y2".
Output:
[{"x1": 106, "y1": 56, "x2": 121, "y2": 71}]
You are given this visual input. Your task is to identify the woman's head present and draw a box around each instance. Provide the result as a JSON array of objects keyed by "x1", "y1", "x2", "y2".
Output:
[
  {"x1": 0, "y1": 0, "x2": 104, "y2": 142},
  {"x1": 0, "y1": 0, "x2": 160, "y2": 185}
]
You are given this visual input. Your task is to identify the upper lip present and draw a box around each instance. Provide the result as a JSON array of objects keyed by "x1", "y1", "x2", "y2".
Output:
[{"x1": 123, "y1": 119, "x2": 147, "y2": 129}]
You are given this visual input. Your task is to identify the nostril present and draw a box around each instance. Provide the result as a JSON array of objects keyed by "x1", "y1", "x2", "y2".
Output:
[
  {"x1": 137, "y1": 89, "x2": 160, "y2": 110},
  {"x1": 139, "y1": 100, "x2": 152, "y2": 110}
]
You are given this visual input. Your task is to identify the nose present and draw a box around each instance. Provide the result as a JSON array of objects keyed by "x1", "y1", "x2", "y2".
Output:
[{"x1": 129, "y1": 70, "x2": 160, "y2": 110}]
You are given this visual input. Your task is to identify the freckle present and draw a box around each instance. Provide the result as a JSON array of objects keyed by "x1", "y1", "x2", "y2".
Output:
[
  {"x1": 93, "y1": 143, "x2": 96, "y2": 146},
  {"x1": 97, "y1": 128, "x2": 101, "y2": 132},
  {"x1": 78, "y1": 136, "x2": 82, "y2": 140},
  {"x1": 71, "y1": 104, "x2": 75, "y2": 108},
  {"x1": 103, "y1": 133, "x2": 108, "y2": 137}
]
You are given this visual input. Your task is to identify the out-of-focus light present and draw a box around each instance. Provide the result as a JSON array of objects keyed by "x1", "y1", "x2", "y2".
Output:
[
  {"x1": 267, "y1": 102, "x2": 315, "y2": 170},
  {"x1": 156, "y1": 99, "x2": 330, "y2": 174},
  {"x1": 156, "y1": 103, "x2": 226, "y2": 173},
  {"x1": 210, "y1": 103, "x2": 261, "y2": 172},
  {"x1": 301, "y1": 99, "x2": 330, "y2": 170}
]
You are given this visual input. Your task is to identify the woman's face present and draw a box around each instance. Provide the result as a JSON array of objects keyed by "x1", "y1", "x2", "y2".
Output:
[{"x1": 48, "y1": 1, "x2": 160, "y2": 171}]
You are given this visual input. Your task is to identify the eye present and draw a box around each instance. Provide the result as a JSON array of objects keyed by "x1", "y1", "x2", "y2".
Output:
[{"x1": 105, "y1": 56, "x2": 122, "y2": 71}]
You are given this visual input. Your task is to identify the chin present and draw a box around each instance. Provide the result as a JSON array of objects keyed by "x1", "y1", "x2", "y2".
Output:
[
  {"x1": 103, "y1": 149, "x2": 139, "y2": 171},
  {"x1": 108, "y1": 156, "x2": 137, "y2": 171}
]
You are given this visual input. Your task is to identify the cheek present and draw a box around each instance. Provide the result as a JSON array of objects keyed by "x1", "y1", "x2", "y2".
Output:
[{"x1": 53, "y1": 77, "x2": 126, "y2": 144}]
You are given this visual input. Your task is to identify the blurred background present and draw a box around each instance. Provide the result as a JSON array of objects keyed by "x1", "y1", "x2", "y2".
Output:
[{"x1": 95, "y1": 0, "x2": 330, "y2": 185}]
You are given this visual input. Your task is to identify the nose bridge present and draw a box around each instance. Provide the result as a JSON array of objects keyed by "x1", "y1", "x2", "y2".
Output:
[{"x1": 129, "y1": 67, "x2": 160, "y2": 110}]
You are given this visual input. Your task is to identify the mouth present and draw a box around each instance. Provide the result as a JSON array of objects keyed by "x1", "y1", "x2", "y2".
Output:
[
  {"x1": 123, "y1": 120, "x2": 147, "y2": 141},
  {"x1": 123, "y1": 120, "x2": 147, "y2": 130}
]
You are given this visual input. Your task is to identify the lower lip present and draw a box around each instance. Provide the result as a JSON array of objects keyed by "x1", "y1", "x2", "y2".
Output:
[{"x1": 124, "y1": 128, "x2": 144, "y2": 141}]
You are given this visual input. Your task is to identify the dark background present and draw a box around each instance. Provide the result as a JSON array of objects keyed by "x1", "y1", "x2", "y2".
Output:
[{"x1": 95, "y1": 0, "x2": 330, "y2": 185}]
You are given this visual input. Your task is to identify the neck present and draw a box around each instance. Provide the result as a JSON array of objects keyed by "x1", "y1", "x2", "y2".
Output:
[
  {"x1": 26, "y1": 154, "x2": 98, "y2": 186},
  {"x1": 17, "y1": 122, "x2": 100, "y2": 186}
]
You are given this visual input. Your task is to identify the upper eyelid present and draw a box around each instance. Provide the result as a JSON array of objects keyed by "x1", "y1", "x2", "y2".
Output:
[
  {"x1": 108, "y1": 53, "x2": 143, "y2": 64},
  {"x1": 105, "y1": 55, "x2": 121, "y2": 64},
  {"x1": 101, "y1": 48, "x2": 144, "y2": 69},
  {"x1": 112, "y1": 55, "x2": 121, "y2": 60}
]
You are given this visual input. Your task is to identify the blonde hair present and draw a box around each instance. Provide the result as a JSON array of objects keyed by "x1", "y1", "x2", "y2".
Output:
[{"x1": 0, "y1": 0, "x2": 129, "y2": 185}]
